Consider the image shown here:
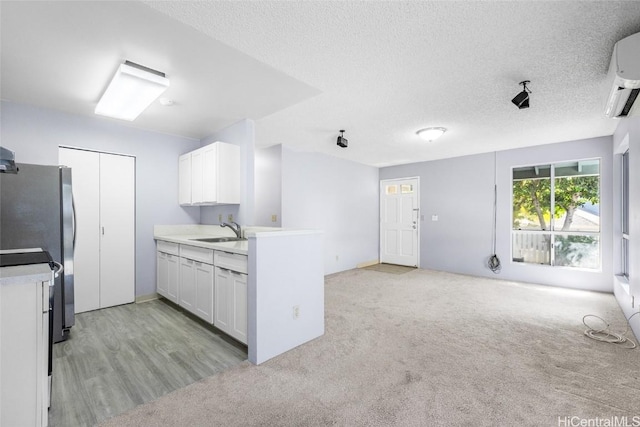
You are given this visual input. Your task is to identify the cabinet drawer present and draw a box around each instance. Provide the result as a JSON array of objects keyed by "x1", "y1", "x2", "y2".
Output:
[
  {"x1": 180, "y1": 244, "x2": 214, "y2": 264},
  {"x1": 214, "y1": 251, "x2": 248, "y2": 274},
  {"x1": 157, "y1": 240, "x2": 179, "y2": 256}
]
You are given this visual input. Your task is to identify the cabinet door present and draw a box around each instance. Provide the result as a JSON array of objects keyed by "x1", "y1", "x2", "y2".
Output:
[
  {"x1": 0, "y1": 277, "x2": 48, "y2": 427},
  {"x1": 166, "y1": 253, "x2": 179, "y2": 304},
  {"x1": 217, "y1": 143, "x2": 241, "y2": 204},
  {"x1": 99, "y1": 153, "x2": 135, "y2": 309},
  {"x1": 157, "y1": 252, "x2": 169, "y2": 298},
  {"x1": 178, "y1": 153, "x2": 191, "y2": 205},
  {"x1": 59, "y1": 148, "x2": 101, "y2": 313},
  {"x1": 191, "y1": 149, "x2": 204, "y2": 204},
  {"x1": 201, "y1": 144, "x2": 218, "y2": 203},
  {"x1": 179, "y1": 258, "x2": 196, "y2": 313},
  {"x1": 230, "y1": 272, "x2": 247, "y2": 344},
  {"x1": 194, "y1": 262, "x2": 214, "y2": 323},
  {"x1": 214, "y1": 267, "x2": 230, "y2": 332}
]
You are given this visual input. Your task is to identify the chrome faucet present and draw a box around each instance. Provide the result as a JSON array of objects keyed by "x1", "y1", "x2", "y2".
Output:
[{"x1": 221, "y1": 221, "x2": 242, "y2": 238}]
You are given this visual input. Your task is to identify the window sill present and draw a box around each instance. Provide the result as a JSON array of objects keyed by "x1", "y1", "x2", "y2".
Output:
[{"x1": 614, "y1": 274, "x2": 630, "y2": 295}]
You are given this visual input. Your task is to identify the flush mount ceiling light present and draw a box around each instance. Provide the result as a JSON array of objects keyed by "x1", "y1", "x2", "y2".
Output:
[
  {"x1": 416, "y1": 127, "x2": 447, "y2": 142},
  {"x1": 511, "y1": 80, "x2": 531, "y2": 109},
  {"x1": 95, "y1": 61, "x2": 170, "y2": 121}
]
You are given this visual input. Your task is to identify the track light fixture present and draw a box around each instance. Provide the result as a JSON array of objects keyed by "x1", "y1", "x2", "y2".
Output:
[
  {"x1": 337, "y1": 130, "x2": 348, "y2": 148},
  {"x1": 511, "y1": 80, "x2": 531, "y2": 109}
]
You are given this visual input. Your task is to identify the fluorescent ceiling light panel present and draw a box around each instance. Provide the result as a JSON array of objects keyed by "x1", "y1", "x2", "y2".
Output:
[{"x1": 95, "y1": 61, "x2": 170, "y2": 121}]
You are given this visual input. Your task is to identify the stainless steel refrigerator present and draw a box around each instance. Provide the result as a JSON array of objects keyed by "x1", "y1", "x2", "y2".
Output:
[{"x1": 0, "y1": 163, "x2": 75, "y2": 343}]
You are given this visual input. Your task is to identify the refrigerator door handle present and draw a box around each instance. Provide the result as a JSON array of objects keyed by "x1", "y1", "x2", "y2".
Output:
[{"x1": 72, "y1": 195, "x2": 77, "y2": 249}]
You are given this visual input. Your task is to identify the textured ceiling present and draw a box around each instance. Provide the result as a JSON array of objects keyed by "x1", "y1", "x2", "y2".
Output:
[{"x1": 3, "y1": 1, "x2": 640, "y2": 167}]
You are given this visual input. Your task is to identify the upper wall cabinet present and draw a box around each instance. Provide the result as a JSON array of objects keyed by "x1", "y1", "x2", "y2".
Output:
[{"x1": 179, "y1": 141, "x2": 241, "y2": 206}]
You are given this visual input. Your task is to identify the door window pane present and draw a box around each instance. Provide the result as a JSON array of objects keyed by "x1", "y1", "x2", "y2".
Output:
[
  {"x1": 385, "y1": 185, "x2": 398, "y2": 195},
  {"x1": 400, "y1": 184, "x2": 414, "y2": 194}
]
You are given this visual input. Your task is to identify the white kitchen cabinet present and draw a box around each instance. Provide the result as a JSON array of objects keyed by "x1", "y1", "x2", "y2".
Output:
[
  {"x1": 1, "y1": 264, "x2": 51, "y2": 427},
  {"x1": 179, "y1": 257, "x2": 196, "y2": 313},
  {"x1": 157, "y1": 241, "x2": 179, "y2": 304},
  {"x1": 156, "y1": 251, "x2": 179, "y2": 304},
  {"x1": 194, "y1": 261, "x2": 214, "y2": 323},
  {"x1": 214, "y1": 251, "x2": 247, "y2": 344},
  {"x1": 178, "y1": 153, "x2": 192, "y2": 205},
  {"x1": 178, "y1": 141, "x2": 241, "y2": 206},
  {"x1": 59, "y1": 147, "x2": 135, "y2": 313},
  {"x1": 178, "y1": 245, "x2": 214, "y2": 323}
]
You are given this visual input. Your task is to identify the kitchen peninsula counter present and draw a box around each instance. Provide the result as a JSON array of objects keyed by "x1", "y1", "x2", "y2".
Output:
[{"x1": 154, "y1": 224, "x2": 325, "y2": 365}]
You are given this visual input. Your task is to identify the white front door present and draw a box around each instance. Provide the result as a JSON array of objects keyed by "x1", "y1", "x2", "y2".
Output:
[{"x1": 380, "y1": 178, "x2": 419, "y2": 267}]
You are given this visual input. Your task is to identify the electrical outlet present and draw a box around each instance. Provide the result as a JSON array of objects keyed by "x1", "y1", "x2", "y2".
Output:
[
  {"x1": 335, "y1": 255, "x2": 339, "y2": 262},
  {"x1": 292, "y1": 305, "x2": 300, "y2": 319},
  {"x1": 271, "y1": 214, "x2": 277, "y2": 222},
  {"x1": 218, "y1": 214, "x2": 222, "y2": 222},
  {"x1": 227, "y1": 214, "x2": 233, "y2": 222},
  {"x1": 431, "y1": 215, "x2": 439, "y2": 221}
]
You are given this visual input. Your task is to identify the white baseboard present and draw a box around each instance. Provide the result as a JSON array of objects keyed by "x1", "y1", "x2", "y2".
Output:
[{"x1": 136, "y1": 293, "x2": 160, "y2": 303}]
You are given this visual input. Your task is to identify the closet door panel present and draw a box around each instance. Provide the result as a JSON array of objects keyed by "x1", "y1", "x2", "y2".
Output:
[
  {"x1": 59, "y1": 148, "x2": 101, "y2": 313},
  {"x1": 99, "y1": 153, "x2": 135, "y2": 308}
]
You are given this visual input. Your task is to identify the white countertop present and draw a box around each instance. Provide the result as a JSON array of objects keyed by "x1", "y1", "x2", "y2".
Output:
[
  {"x1": 154, "y1": 233, "x2": 249, "y2": 255},
  {"x1": 0, "y1": 263, "x2": 53, "y2": 286},
  {"x1": 154, "y1": 224, "x2": 323, "y2": 256}
]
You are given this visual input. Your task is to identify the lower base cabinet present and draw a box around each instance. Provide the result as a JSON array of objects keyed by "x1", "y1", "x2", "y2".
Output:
[
  {"x1": 178, "y1": 257, "x2": 214, "y2": 324},
  {"x1": 194, "y1": 262, "x2": 214, "y2": 324},
  {"x1": 156, "y1": 241, "x2": 246, "y2": 343},
  {"x1": 156, "y1": 251, "x2": 179, "y2": 304},
  {"x1": 1, "y1": 265, "x2": 50, "y2": 427},
  {"x1": 214, "y1": 267, "x2": 248, "y2": 344}
]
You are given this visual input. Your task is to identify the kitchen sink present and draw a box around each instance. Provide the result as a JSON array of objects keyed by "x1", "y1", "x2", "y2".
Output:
[{"x1": 190, "y1": 237, "x2": 247, "y2": 243}]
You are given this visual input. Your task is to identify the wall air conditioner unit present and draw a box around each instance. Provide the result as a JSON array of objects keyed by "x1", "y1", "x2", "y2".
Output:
[{"x1": 604, "y1": 32, "x2": 640, "y2": 118}]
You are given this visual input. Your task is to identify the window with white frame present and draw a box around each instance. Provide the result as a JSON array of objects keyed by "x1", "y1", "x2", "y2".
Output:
[
  {"x1": 512, "y1": 159, "x2": 600, "y2": 269},
  {"x1": 622, "y1": 150, "x2": 630, "y2": 278}
]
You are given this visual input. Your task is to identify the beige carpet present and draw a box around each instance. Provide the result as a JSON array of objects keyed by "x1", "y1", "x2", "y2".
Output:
[{"x1": 102, "y1": 269, "x2": 639, "y2": 427}]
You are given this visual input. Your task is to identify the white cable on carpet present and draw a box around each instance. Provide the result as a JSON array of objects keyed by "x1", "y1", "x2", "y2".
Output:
[{"x1": 582, "y1": 312, "x2": 639, "y2": 349}]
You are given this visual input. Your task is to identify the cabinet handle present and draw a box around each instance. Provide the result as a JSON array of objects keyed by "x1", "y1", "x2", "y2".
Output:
[{"x1": 102, "y1": 226, "x2": 105, "y2": 235}]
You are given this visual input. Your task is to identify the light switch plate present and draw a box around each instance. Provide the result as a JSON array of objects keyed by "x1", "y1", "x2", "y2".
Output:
[{"x1": 432, "y1": 215, "x2": 439, "y2": 221}]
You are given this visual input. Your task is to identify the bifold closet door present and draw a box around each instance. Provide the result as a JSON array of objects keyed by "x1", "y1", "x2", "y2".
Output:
[
  {"x1": 99, "y1": 153, "x2": 135, "y2": 308},
  {"x1": 59, "y1": 148, "x2": 101, "y2": 313},
  {"x1": 59, "y1": 147, "x2": 135, "y2": 313}
]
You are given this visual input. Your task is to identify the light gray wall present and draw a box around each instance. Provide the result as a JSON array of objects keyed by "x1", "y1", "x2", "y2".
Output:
[
  {"x1": 381, "y1": 152, "x2": 496, "y2": 275},
  {"x1": 200, "y1": 119, "x2": 256, "y2": 226},
  {"x1": 381, "y1": 136, "x2": 614, "y2": 292},
  {"x1": 254, "y1": 145, "x2": 282, "y2": 227},
  {"x1": 281, "y1": 145, "x2": 379, "y2": 274},
  {"x1": 0, "y1": 101, "x2": 201, "y2": 298},
  {"x1": 612, "y1": 116, "x2": 640, "y2": 338}
]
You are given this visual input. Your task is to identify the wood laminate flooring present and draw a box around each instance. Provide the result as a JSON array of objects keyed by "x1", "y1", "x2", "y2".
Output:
[{"x1": 49, "y1": 299, "x2": 247, "y2": 427}]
